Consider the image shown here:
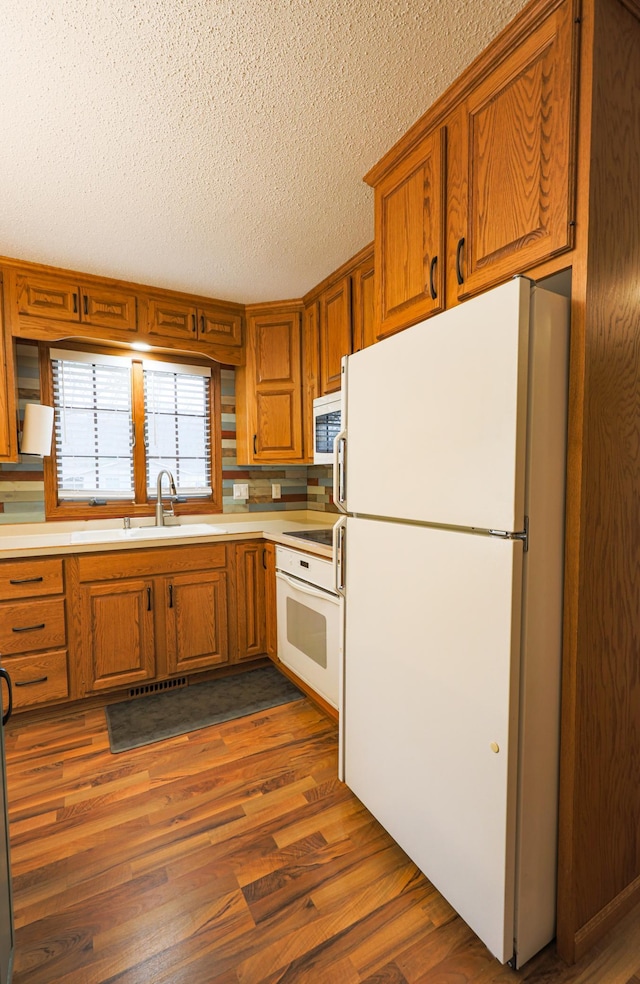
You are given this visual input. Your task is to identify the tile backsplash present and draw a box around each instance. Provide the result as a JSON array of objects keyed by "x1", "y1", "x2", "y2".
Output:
[{"x1": 0, "y1": 349, "x2": 337, "y2": 524}]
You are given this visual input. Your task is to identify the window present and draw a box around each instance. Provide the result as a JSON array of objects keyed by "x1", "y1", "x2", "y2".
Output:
[
  {"x1": 52, "y1": 350, "x2": 134, "y2": 500},
  {"x1": 44, "y1": 347, "x2": 221, "y2": 517},
  {"x1": 143, "y1": 362, "x2": 211, "y2": 498}
]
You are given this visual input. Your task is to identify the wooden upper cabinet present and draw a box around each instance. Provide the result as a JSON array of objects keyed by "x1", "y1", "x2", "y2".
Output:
[
  {"x1": 366, "y1": 0, "x2": 576, "y2": 331},
  {"x1": 198, "y1": 304, "x2": 243, "y2": 348},
  {"x1": 302, "y1": 300, "x2": 320, "y2": 463},
  {"x1": 145, "y1": 295, "x2": 243, "y2": 348},
  {"x1": 81, "y1": 285, "x2": 137, "y2": 331},
  {"x1": 451, "y1": 0, "x2": 576, "y2": 297},
  {"x1": 146, "y1": 296, "x2": 198, "y2": 341},
  {"x1": 352, "y1": 251, "x2": 376, "y2": 352},
  {"x1": 319, "y1": 275, "x2": 352, "y2": 394},
  {"x1": 236, "y1": 307, "x2": 304, "y2": 464},
  {"x1": 374, "y1": 127, "x2": 446, "y2": 339},
  {"x1": 16, "y1": 275, "x2": 79, "y2": 323},
  {"x1": 0, "y1": 277, "x2": 18, "y2": 462},
  {"x1": 15, "y1": 272, "x2": 137, "y2": 333}
]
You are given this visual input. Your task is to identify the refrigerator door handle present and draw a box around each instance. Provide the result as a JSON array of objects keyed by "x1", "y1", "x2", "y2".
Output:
[
  {"x1": 333, "y1": 516, "x2": 347, "y2": 595},
  {"x1": 333, "y1": 430, "x2": 347, "y2": 513}
]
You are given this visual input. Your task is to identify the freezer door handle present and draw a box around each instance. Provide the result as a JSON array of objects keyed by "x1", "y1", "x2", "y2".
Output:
[{"x1": 333, "y1": 430, "x2": 347, "y2": 513}]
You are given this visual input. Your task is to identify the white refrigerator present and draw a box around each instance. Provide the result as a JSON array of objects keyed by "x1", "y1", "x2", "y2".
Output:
[{"x1": 334, "y1": 277, "x2": 569, "y2": 969}]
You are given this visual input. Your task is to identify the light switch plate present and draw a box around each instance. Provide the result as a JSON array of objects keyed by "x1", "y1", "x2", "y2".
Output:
[
  {"x1": 272, "y1": 483, "x2": 281, "y2": 499},
  {"x1": 233, "y1": 483, "x2": 249, "y2": 500}
]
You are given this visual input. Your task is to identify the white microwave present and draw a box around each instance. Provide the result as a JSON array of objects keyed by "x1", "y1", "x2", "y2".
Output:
[{"x1": 313, "y1": 392, "x2": 342, "y2": 464}]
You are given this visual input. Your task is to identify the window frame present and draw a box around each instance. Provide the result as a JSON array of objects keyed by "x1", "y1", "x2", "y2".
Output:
[{"x1": 40, "y1": 342, "x2": 223, "y2": 521}]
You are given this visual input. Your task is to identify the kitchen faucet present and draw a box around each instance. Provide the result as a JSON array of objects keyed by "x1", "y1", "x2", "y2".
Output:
[{"x1": 155, "y1": 469, "x2": 177, "y2": 526}]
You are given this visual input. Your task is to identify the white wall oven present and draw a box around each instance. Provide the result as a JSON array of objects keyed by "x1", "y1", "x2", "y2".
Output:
[{"x1": 275, "y1": 545, "x2": 341, "y2": 708}]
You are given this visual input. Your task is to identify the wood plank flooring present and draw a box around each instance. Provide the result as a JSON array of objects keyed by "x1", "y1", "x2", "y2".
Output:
[{"x1": 4, "y1": 694, "x2": 640, "y2": 983}]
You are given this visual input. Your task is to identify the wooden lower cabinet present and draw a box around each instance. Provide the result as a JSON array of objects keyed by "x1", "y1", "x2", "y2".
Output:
[
  {"x1": 263, "y1": 542, "x2": 277, "y2": 659},
  {"x1": 165, "y1": 570, "x2": 229, "y2": 674},
  {"x1": 0, "y1": 555, "x2": 70, "y2": 713},
  {"x1": 234, "y1": 543, "x2": 267, "y2": 661},
  {"x1": 71, "y1": 540, "x2": 276, "y2": 696},
  {"x1": 80, "y1": 578, "x2": 156, "y2": 691},
  {"x1": 74, "y1": 544, "x2": 230, "y2": 695},
  {"x1": 6, "y1": 539, "x2": 276, "y2": 704}
]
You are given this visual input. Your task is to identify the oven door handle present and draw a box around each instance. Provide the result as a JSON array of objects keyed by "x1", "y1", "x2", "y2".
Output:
[{"x1": 276, "y1": 570, "x2": 338, "y2": 603}]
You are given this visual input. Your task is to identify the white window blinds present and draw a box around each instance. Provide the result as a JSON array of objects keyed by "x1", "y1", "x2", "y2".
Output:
[
  {"x1": 51, "y1": 350, "x2": 134, "y2": 501},
  {"x1": 143, "y1": 361, "x2": 212, "y2": 498}
]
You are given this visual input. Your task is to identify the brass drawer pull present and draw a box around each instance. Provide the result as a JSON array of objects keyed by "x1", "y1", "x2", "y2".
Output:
[
  {"x1": 15, "y1": 676, "x2": 48, "y2": 687},
  {"x1": 12, "y1": 623, "x2": 46, "y2": 633},
  {"x1": 9, "y1": 576, "x2": 44, "y2": 585}
]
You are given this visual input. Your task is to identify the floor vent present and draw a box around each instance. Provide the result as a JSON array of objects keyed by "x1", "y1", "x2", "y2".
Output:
[{"x1": 128, "y1": 677, "x2": 187, "y2": 698}]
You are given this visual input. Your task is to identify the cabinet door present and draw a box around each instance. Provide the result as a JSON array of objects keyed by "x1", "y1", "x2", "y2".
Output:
[
  {"x1": 352, "y1": 253, "x2": 376, "y2": 352},
  {"x1": 146, "y1": 296, "x2": 198, "y2": 341},
  {"x1": 453, "y1": 0, "x2": 575, "y2": 297},
  {"x1": 80, "y1": 286, "x2": 137, "y2": 331},
  {"x1": 198, "y1": 305, "x2": 243, "y2": 348},
  {"x1": 319, "y1": 275, "x2": 352, "y2": 394},
  {"x1": 241, "y1": 309, "x2": 304, "y2": 463},
  {"x1": 0, "y1": 279, "x2": 18, "y2": 462},
  {"x1": 375, "y1": 127, "x2": 446, "y2": 339},
  {"x1": 263, "y1": 542, "x2": 277, "y2": 660},
  {"x1": 16, "y1": 273, "x2": 80, "y2": 323},
  {"x1": 165, "y1": 571, "x2": 229, "y2": 674},
  {"x1": 235, "y1": 543, "x2": 267, "y2": 661},
  {"x1": 82, "y1": 578, "x2": 155, "y2": 691},
  {"x1": 302, "y1": 300, "x2": 320, "y2": 463}
]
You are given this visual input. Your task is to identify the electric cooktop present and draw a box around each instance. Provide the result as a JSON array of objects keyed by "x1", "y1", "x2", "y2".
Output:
[{"x1": 284, "y1": 528, "x2": 334, "y2": 546}]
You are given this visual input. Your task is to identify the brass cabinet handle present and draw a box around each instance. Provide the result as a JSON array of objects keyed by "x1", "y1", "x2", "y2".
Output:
[
  {"x1": 12, "y1": 623, "x2": 45, "y2": 633},
  {"x1": 15, "y1": 676, "x2": 48, "y2": 687},
  {"x1": 9, "y1": 576, "x2": 43, "y2": 585}
]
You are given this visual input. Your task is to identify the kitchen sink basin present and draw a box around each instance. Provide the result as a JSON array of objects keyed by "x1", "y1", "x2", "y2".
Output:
[{"x1": 70, "y1": 523, "x2": 227, "y2": 544}]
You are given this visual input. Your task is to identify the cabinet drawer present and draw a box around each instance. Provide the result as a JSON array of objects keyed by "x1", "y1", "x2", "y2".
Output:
[
  {"x1": 77, "y1": 543, "x2": 227, "y2": 581},
  {"x1": 0, "y1": 598, "x2": 66, "y2": 654},
  {"x1": 0, "y1": 557, "x2": 64, "y2": 599},
  {"x1": 2, "y1": 650, "x2": 69, "y2": 709}
]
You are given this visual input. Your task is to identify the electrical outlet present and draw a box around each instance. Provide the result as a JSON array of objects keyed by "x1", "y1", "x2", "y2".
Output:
[
  {"x1": 233, "y1": 483, "x2": 249, "y2": 500},
  {"x1": 271, "y1": 483, "x2": 281, "y2": 500}
]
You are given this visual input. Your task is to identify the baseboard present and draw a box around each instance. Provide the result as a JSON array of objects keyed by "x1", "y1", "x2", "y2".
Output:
[{"x1": 572, "y1": 874, "x2": 640, "y2": 961}]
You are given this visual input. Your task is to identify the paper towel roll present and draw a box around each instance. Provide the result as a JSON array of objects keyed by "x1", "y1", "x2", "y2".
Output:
[{"x1": 21, "y1": 404, "x2": 54, "y2": 456}]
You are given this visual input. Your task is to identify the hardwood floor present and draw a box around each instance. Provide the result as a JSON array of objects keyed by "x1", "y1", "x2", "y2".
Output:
[{"x1": 4, "y1": 694, "x2": 640, "y2": 983}]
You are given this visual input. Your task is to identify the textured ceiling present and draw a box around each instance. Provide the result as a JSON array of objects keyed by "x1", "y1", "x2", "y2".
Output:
[{"x1": 0, "y1": 0, "x2": 530, "y2": 304}]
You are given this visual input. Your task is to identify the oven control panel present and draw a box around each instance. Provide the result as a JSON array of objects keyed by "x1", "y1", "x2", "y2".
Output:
[{"x1": 275, "y1": 545, "x2": 335, "y2": 593}]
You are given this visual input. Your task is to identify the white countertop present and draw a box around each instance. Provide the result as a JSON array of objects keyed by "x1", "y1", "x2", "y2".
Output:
[{"x1": 0, "y1": 510, "x2": 337, "y2": 561}]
